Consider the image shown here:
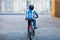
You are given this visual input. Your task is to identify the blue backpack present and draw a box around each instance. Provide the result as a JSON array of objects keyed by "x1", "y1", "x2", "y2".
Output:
[{"x1": 26, "y1": 10, "x2": 34, "y2": 19}]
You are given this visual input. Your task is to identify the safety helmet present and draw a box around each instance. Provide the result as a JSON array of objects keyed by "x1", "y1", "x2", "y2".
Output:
[{"x1": 29, "y1": 4, "x2": 34, "y2": 10}]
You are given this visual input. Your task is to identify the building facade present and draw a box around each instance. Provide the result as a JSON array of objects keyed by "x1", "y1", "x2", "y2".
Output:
[{"x1": 0, "y1": 0, "x2": 51, "y2": 14}]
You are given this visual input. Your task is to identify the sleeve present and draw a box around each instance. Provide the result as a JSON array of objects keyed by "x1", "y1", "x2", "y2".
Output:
[
  {"x1": 26, "y1": 10, "x2": 28, "y2": 18},
  {"x1": 26, "y1": 11, "x2": 27, "y2": 18},
  {"x1": 34, "y1": 11, "x2": 38, "y2": 18}
]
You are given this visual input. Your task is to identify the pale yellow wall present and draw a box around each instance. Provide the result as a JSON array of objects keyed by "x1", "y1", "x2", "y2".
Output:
[
  {"x1": 13, "y1": 0, "x2": 26, "y2": 13},
  {"x1": 13, "y1": 0, "x2": 18, "y2": 13},
  {"x1": 1, "y1": 1, "x2": 5, "y2": 13},
  {"x1": 0, "y1": 0, "x2": 51, "y2": 14},
  {"x1": 32, "y1": 1, "x2": 41, "y2": 13},
  {"x1": 31, "y1": 0, "x2": 51, "y2": 13},
  {"x1": 20, "y1": 0, "x2": 26, "y2": 13},
  {"x1": 52, "y1": 0, "x2": 55, "y2": 17}
]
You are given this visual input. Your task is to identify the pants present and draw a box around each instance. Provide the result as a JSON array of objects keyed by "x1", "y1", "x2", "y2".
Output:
[{"x1": 28, "y1": 19, "x2": 36, "y2": 27}]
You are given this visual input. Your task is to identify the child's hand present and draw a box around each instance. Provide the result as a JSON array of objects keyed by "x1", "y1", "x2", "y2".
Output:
[{"x1": 25, "y1": 18, "x2": 27, "y2": 20}]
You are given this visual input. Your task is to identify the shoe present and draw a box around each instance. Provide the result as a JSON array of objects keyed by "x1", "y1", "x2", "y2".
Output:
[{"x1": 34, "y1": 27, "x2": 37, "y2": 29}]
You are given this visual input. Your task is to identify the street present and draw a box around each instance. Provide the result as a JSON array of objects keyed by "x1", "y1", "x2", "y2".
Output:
[{"x1": 0, "y1": 15, "x2": 60, "y2": 40}]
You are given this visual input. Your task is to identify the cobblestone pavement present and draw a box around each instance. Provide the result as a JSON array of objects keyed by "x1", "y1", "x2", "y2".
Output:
[{"x1": 0, "y1": 15, "x2": 60, "y2": 40}]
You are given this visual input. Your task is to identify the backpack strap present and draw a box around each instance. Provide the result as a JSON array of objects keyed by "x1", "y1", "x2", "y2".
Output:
[{"x1": 32, "y1": 10, "x2": 34, "y2": 14}]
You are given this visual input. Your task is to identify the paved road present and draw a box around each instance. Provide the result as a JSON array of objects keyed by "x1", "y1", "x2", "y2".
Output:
[{"x1": 0, "y1": 15, "x2": 60, "y2": 40}]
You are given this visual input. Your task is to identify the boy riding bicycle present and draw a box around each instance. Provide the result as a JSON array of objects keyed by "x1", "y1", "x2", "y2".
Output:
[{"x1": 25, "y1": 4, "x2": 38, "y2": 29}]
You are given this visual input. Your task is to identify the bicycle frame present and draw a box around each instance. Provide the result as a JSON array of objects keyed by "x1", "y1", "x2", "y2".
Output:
[{"x1": 28, "y1": 20, "x2": 35, "y2": 40}]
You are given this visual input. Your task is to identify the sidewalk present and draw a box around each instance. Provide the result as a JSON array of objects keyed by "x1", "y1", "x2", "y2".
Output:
[{"x1": 0, "y1": 15, "x2": 60, "y2": 40}]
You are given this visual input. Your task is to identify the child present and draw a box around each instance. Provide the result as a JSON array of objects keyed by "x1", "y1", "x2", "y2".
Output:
[{"x1": 25, "y1": 4, "x2": 38, "y2": 29}]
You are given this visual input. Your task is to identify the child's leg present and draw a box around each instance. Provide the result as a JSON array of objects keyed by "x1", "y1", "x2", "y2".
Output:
[
  {"x1": 28, "y1": 20, "x2": 32, "y2": 26},
  {"x1": 33, "y1": 19, "x2": 36, "y2": 28},
  {"x1": 28, "y1": 20, "x2": 31, "y2": 32},
  {"x1": 28, "y1": 20, "x2": 31, "y2": 26}
]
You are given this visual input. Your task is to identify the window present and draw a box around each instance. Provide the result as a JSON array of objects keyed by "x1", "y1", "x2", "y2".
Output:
[{"x1": 4, "y1": 0, "x2": 13, "y2": 12}]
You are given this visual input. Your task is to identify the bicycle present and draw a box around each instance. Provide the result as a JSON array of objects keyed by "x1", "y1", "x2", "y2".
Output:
[{"x1": 26, "y1": 19, "x2": 35, "y2": 40}]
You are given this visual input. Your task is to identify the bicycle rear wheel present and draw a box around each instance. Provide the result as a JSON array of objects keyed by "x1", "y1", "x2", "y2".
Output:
[
  {"x1": 28, "y1": 28, "x2": 33, "y2": 40},
  {"x1": 30, "y1": 35, "x2": 32, "y2": 40},
  {"x1": 29, "y1": 28, "x2": 35, "y2": 40}
]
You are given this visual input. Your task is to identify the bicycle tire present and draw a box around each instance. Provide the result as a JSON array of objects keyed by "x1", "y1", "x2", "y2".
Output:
[
  {"x1": 30, "y1": 36, "x2": 32, "y2": 40},
  {"x1": 28, "y1": 28, "x2": 33, "y2": 40}
]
